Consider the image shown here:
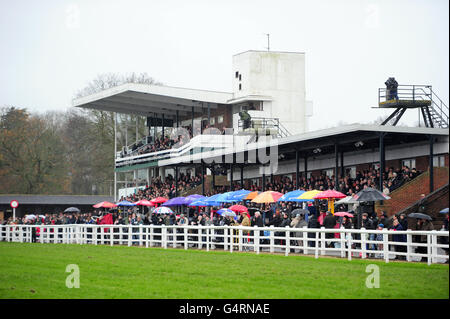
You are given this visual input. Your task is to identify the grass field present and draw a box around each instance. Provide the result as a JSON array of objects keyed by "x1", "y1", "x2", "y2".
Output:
[{"x1": 0, "y1": 242, "x2": 448, "y2": 299}]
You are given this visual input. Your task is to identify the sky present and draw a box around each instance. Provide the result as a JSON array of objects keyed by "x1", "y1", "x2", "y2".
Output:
[{"x1": 0, "y1": 0, "x2": 448, "y2": 129}]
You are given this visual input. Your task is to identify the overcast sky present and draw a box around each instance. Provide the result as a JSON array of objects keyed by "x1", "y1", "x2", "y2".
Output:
[{"x1": 1, "y1": 0, "x2": 448, "y2": 129}]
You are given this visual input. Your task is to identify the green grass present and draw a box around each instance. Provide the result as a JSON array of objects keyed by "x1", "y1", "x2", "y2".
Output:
[{"x1": 0, "y1": 242, "x2": 448, "y2": 299}]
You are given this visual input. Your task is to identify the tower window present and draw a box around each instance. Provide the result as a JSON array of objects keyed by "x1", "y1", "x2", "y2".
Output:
[
  {"x1": 239, "y1": 74, "x2": 242, "y2": 81},
  {"x1": 235, "y1": 71, "x2": 239, "y2": 78},
  {"x1": 239, "y1": 84, "x2": 242, "y2": 90}
]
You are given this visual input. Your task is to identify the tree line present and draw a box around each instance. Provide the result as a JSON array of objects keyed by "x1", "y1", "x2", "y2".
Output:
[{"x1": 0, "y1": 73, "x2": 159, "y2": 195}]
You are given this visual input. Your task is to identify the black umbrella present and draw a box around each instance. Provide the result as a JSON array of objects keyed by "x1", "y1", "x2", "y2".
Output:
[
  {"x1": 64, "y1": 207, "x2": 80, "y2": 213},
  {"x1": 408, "y1": 213, "x2": 432, "y2": 220},
  {"x1": 354, "y1": 187, "x2": 391, "y2": 202}
]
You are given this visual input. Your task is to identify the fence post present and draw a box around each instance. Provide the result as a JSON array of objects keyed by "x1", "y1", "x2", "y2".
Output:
[
  {"x1": 238, "y1": 227, "x2": 243, "y2": 252},
  {"x1": 101, "y1": 226, "x2": 104, "y2": 245},
  {"x1": 128, "y1": 225, "x2": 132, "y2": 247},
  {"x1": 347, "y1": 231, "x2": 352, "y2": 261},
  {"x1": 255, "y1": 227, "x2": 260, "y2": 254},
  {"x1": 163, "y1": 226, "x2": 167, "y2": 249},
  {"x1": 431, "y1": 231, "x2": 438, "y2": 264},
  {"x1": 314, "y1": 231, "x2": 319, "y2": 259},
  {"x1": 383, "y1": 230, "x2": 389, "y2": 263},
  {"x1": 302, "y1": 226, "x2": 308, "y2": 255},
  {"x1": 406, "y1": 230, "x2": 412, "y2": 262},
  {"x1": 285, "y1": 226, "x2": 290, "y2": 256},
  {"x1": 184, "y1": 226, "x2": 188, "y2": 250},
  {"x1": 206, "y1": 226, "x2": 210, "y2": 252},
  {"x1": 320, "y1": 227, "x2": 325, "y2": 256},
  {"x1": 427, "y1": 233, "x2": 432, "y2": 266},
  {"x1": 223, "y1": 227, "x2": 229, "y2": 251},
  {"x1": 149, "y1": 225, "x2": 154, "y2": 247},
  {"x1": 269, "y1": 226, "x2": 274, "y2": 253},
  {"x1": 230, "y1": 227, "x2": 233, "y2": 253},
  {"x1": 361, "y1": 228, "x2": 366, "y2": 259},
  {"x1": 340, "y1": 227, "x2": 345, "y2": 258},
  {"x1": 140, "y1": 225, "x2": 143, "y2": 247}
]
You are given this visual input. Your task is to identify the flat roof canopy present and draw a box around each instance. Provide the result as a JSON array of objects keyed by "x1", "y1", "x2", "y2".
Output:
[{"x1": 73, "y1": 83, "x2": 234, "y2": 118}]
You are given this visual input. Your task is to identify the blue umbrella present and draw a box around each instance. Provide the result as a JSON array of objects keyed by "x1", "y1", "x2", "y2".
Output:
[
  {"x1": 277, "y1": 190, "x2": 306, "y2": 202},
  {"x1": 188, "y1": 199, "x2": 210, "y2": 207},
  {"x1": 116, "y1": 200, "x2": 136, "y2": 206},
  {"x1": 203, "y1": 193, "x2": 225, "y2": 206},
  {"x1": 226, "y1": 190, "x2": 252, "y2": 202},
  {"x1": 440, "y1": 208, "x2": 449, "y2": 214}
]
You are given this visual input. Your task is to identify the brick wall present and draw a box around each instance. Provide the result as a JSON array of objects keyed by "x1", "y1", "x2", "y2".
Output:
[{"x1": 376, "y1": 167, "x2": 449, "y2": 217}]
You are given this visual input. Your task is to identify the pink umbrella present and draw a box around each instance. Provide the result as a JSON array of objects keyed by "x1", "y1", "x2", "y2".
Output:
[
  {"x1": 93, "y1": 201, "x2": 117, "y2": 208},
  {"x1": 334, "y1": 212, "x2": 354, "y2": 218},
  {"x1": 150, "y1": 197, "x2": 168, "y2": 205},
  {"x1": 229, "y1": 205, "x2": 248, "y2": 213},
  {"x1": 134, "y1": 199, "x2": 154, "y2": 207}
]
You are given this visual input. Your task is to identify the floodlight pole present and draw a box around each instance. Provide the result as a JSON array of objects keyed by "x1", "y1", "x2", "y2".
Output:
[{"x1": 114, "y1": 112, "x2": 117, "y2": 202}]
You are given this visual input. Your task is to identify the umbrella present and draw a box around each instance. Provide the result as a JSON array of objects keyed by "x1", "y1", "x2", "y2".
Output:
[
  {"x1": 116, "y1": 200, "x2": 136, "y2": 206},
  {"x1": 229, "y1": 204, "x2": 248, "y2": 213},
  {"x1": 251, "y1": 191, "x2": 283, "y2": 203},
  {"x1": 297, "y1": 190, "x2": 323, "y2": 201},
  {"x1": 134, "y1": 199, "x2": 154, "y2": 207},
  {"x1": 93, "y1": 201, "x2": 117, "y2": 208},
  {"x1": 244, "y1": 191, "x2": 260, "y2": 200},
  {"x1": 184, "y1": 194, "x2": 205, "y2": 204},
  {"x1": 25, "y1": 214, "x2": 37, "y2": 220},
  {"x1": 335, "y1": 196, "x2": 360, "y2": 205},
  {"x1": 313, "y1": 190, "x2": 346, "y2": 200},
  {"x1": 334, "y1": 212, "x2": 354, "y2": 217},
  {"x1": 221, "y1": 210, "x2": 236, "y2": 217},
  {"x1": 407, "y1": 213, "x2": 432, "y2": 220},
  {"x1": 203, "y1": 193, "x2": 225, "y2": 206},
  {"x1": 277, "y1": 190, "x2": 306, "y2": 202},
  {"x1": 188, "y1": 199, "x2": 210, "y2": 207},
  {"x1": 154, "y1": 207, "x2": 174, "y2": 215},
  {"x1": 150, "y1": 197, "x2": 168, "y2": 205},
  {"x1": 291, "y1": 208, "x2": 309, "y2": 217},
  {"x1": 216, "y1": 208, "x2": 233, "y2": 215},
  {"x1": 162, "y1": 197, "x2": 187, "y2": 206},
  {"x1": 64, "y1": 207, "x2": 80, "y2": 213},
  {"x1": 354, "y1": 187, "x2": 391, "y2": 202},
  {"x1": 226, "y1": 190, "x2": 252, "y2": 202},
  {"x1": 440, "y1": 208, "x2": 449, "y2": 214},
  {"x1": 313, "y1": 190, "x2": 346, "y2": 215}
]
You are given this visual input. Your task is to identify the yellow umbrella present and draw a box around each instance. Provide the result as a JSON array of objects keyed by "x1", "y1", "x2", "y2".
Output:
[
  {"x1": 297, "y1": 190, "x2": 323, "y2": 200},
  {"x1": 251, "y1": 191, "x2": 283, "y2": 203}
]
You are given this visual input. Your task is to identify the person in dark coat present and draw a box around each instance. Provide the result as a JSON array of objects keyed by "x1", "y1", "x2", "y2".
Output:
[
  {"x1": 323, "y1": 211, "x2": 337, "y2": 248},
  {"x1": 307, "y1": 214, "x2": 320, "y2": 247},
  {"x1": 390, "y1": 219, "x2": 406, "y2": 260}
]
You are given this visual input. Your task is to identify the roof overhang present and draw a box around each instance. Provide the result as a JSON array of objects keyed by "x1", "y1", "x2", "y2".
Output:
[{"x1": 73, "y1": 83, "x2": 234, "y2": 118}]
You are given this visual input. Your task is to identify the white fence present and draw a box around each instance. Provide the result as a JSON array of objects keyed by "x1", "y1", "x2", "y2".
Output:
[{"x1": 0, "y1": 224, "x2": 448, "y2": 265}]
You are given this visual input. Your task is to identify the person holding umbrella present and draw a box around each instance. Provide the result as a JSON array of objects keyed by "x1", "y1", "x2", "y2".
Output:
[{"x1": 411, "y1": 214, "x2": 434, "y2": 263}]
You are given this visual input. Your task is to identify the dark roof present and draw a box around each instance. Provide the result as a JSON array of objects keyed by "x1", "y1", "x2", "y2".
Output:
[{"x1": 0, "y1": 195, "x2": 114, "y2": 206}]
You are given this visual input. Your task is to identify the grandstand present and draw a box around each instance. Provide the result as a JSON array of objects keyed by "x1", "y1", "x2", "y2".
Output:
[{"x1": 72, "y1": 50, "x2": 449, "y2": 211}]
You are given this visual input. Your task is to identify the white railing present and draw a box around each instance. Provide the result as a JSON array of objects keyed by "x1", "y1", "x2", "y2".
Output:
[{"x1": 0, "y1": 224, "x2": 448, "y2": 265}]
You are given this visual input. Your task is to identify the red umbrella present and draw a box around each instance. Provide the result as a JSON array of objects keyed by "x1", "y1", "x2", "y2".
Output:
[
  {"x1": 150, "y1": 197, "x2": 168, "y2": 205},
  {"x1": 134, "y1": 199, "x2": 154, "y2": 207},
  {"x1": 313, "y1": 190, "x2": 346, "y2": 199},
  {"x1": 229, "y1": 205, "x2": 248, "y2": 213},
  {"x1": 334, "y1": 212, "x2": 354, "y2": 218},
  {"x1": 93, "y1": 201, "x2": 117, "y2": 208}
]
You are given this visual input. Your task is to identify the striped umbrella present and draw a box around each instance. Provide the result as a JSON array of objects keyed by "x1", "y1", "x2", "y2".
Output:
[
  {"x1": 251, "y1": 191, "x2": 283, "y2": 204},
  {"x1": 297, "y1": 190, "x2": 323, "y2": 201},
  {"x1": 245, "y1": 191, "x2": 260, "y2": 200},
  {"x1": 154, "y1": 207, "x2": 174, "y2": 215}
]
